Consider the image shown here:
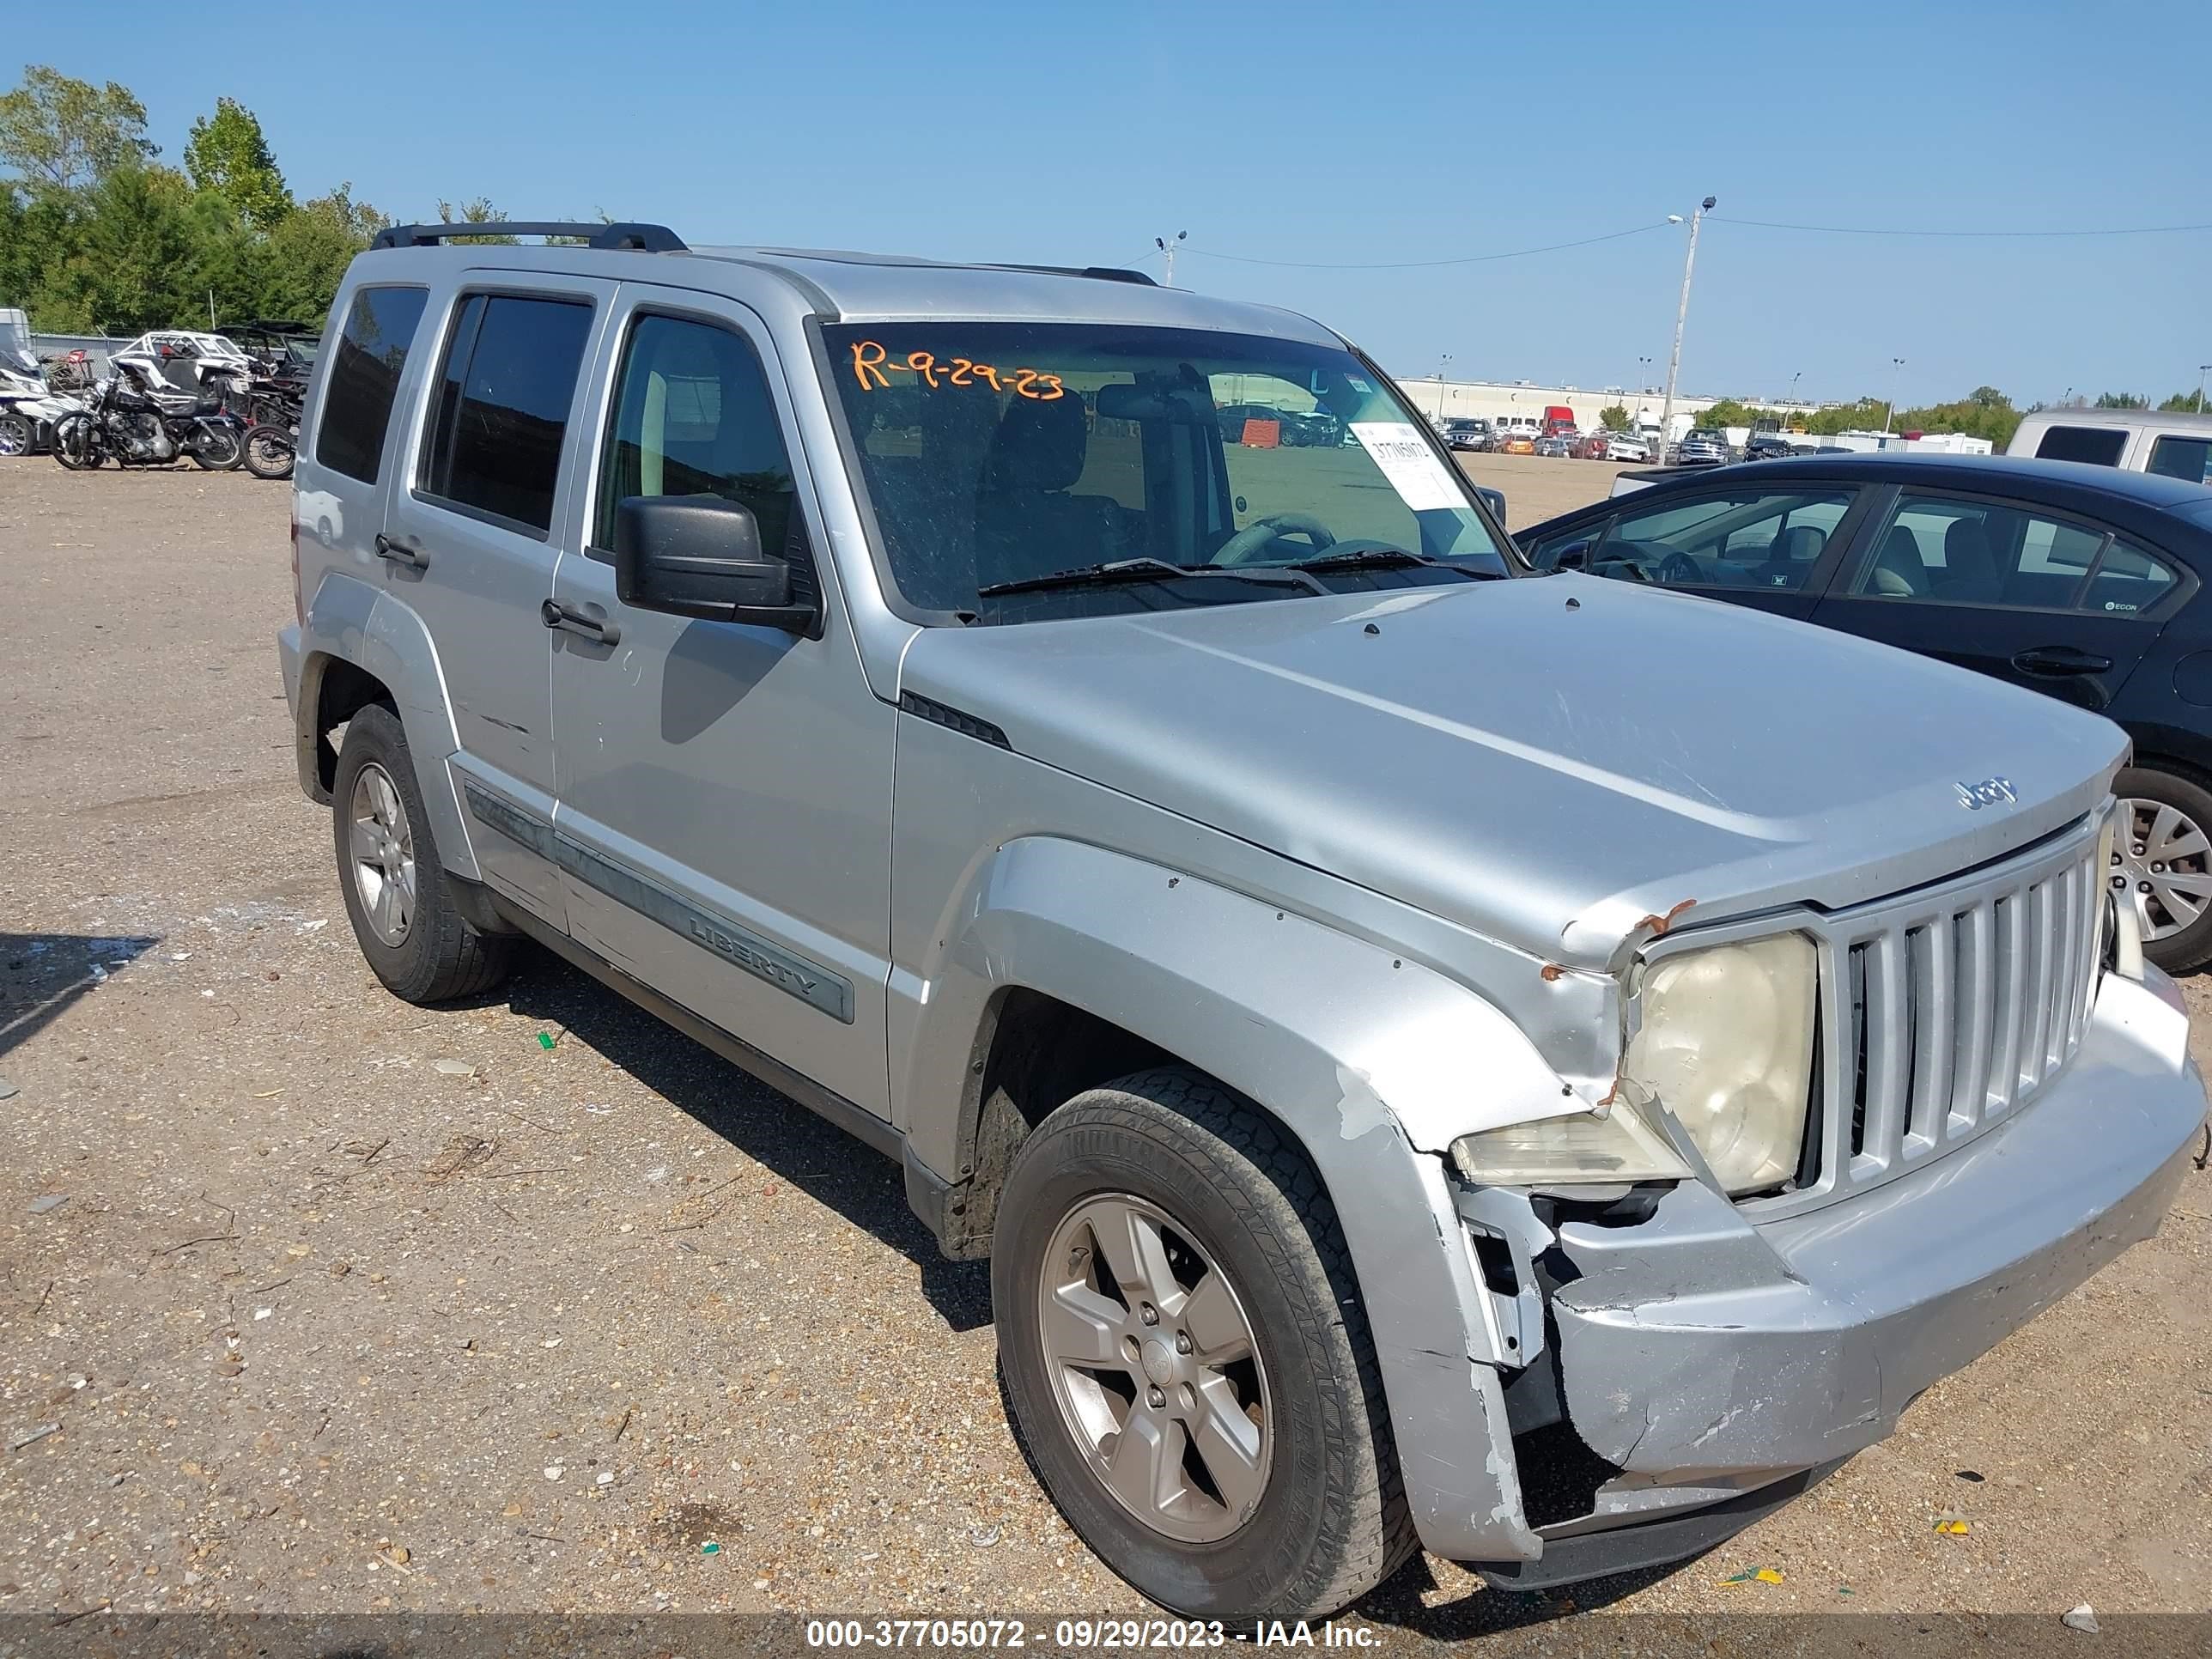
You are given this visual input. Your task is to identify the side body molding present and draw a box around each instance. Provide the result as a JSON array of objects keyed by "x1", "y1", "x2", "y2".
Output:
[
  {"x1": 295, "y1": 570, "x2": 480, "y2": 880},
  {"x1": 902, "y1": 836, "x2": 1556, "y2": 1564}
]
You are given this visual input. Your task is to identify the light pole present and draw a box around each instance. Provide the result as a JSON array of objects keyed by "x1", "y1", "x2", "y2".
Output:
[
  {"x1": 1884, "y1": 356, "x2": 1905, "y2": 434},
  {"x1": 1155, "y1": 230, "x2": 1187, "y2": 287},
  {"x1": 2197, "y1": 363, "x2": 2209, "y2": 414},
  {"x1": 1435, "y1": 353, "x2": 1452, "y2": 422},
  {"x1": 1656, "y1": 198, "x2": 1714, "y2": 465}
]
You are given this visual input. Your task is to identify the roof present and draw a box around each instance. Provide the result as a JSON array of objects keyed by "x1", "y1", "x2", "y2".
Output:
[
  {"x1": 2019, "y1": 406, "x2": 2212, "y2": 432},
  {"x1": 351, "y1": 230, "x2": 1347, "y2": 346},
  {"x1": 1713, "y1": 451, "x2": 2212, "y2": 508}
]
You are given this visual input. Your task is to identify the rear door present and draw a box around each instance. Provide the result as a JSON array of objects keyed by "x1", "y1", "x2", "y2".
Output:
[
  {"x1": 379, "y1": 276, "x2": 611, "y2": 926},
  {"x1": 1808, "y1": 484, "x2": 2181, "y2": 714}
]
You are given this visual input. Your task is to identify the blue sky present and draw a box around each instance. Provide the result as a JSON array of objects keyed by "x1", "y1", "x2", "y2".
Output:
[{"x1": 14, "y1": 2, "x2": 2209, "y2": 406}]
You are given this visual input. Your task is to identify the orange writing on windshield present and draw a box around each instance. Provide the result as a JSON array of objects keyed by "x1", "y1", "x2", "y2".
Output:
[{"x1": 849, "y1": 339, "x2": 1061, "y2": 400}]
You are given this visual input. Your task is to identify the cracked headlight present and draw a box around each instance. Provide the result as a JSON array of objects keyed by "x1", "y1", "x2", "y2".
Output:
[
  {"x1": 1450, "y1": 1099, "x2": 1692, "y2": 1187},
  {"x1": 1620, "y1": 933, "x2": 1817, "y2": 1195}
]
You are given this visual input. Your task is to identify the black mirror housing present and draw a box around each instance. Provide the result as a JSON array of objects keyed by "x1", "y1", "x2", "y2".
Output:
[{"x1": 613, "y1": 495, "x2": 815, "y2": 632}]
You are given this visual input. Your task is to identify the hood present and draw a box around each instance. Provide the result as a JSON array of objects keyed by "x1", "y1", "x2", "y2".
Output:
[{"x1": 900, "y1": 576, "x2": 2126, "y2": 968}]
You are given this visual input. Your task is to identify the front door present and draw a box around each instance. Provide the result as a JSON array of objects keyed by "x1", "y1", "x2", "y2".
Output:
[
  {"x1": 379, "y1": 277, "x2": 610, "y2": 926},
  {"x1": 1808, "y1": 485, "x2": 2178, "y2": 715},
  {"x1": 546, "y1": 288, "x2": 896, "y2": 1119}
]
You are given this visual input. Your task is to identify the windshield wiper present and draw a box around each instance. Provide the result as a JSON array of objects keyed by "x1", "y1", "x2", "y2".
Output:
[
  {"x1": 1285, "y1": 547, "x2": 1503, "y2": 580},
  {"x1": 977, "y1": 557, "x2": 1324, "y2": 599}
]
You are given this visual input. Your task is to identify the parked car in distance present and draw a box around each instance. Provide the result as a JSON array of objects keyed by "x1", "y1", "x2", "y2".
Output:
[
  {"x1": 1497, "y1": 428, "x2": 1538, "y2": 454},
  {"x1": 1442, "y1": 416, "x2": 1494, "y2": 452},
  {"x1": 2009, "y1": 406, "x2": 2212, "y2": 487},
  {"x1": 1743, "y1": 433, "x2": 1797, "y2": 461},
  {"x1": 1217, "y1": 401, "x2": 1337, "y2": 447},
  {"x1": 1580, "y1": 430, "x2": 1650, "y2": 463},
  {"x1": 1673, "y1": 428, "x2": 1732, "y2": 465},
  {"x1": 281, "y1": 225, "x2": 2206, "y2": 1623},
  {"x1": 1521, "y1": 452, "x2": 2212, "y2": 972},
  {"x1": 1533, "y1": 429, "x2": 1577, "y2": 458}
]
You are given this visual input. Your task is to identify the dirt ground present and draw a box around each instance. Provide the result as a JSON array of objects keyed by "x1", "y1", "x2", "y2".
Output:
[{"x1": 2, "y1": 459, "x2": 2209, "y2": 1646}]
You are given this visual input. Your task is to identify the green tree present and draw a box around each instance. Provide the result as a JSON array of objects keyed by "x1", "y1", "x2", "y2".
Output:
[
  {"x1": 2094, "y1": 392, "x2": 2148, "y2": 410},
  {"x1": 258, "y1": 184, "x2": 389, "y2": 321},
  {"x1": 435, "y1": 196, "x2": 519, "y2": 246},
  {"x1": 2158, "y1": 391, "x2": 2208, "y2": 415},
  {"x1": 183, "y1": 97, "x2": 291, "y2": 231},
  {"x1": 0, "y1": 65, "x2": 156, "y2": 191},
  {"x1": 1598, "y1": 403, "x2": 1630, "y2": 432},
  {"x1": 30, "y1": 163, "x2": 201, "y2": 332}
]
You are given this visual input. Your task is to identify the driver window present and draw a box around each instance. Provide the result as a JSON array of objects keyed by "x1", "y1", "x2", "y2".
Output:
[
  {"x1": 1209, "y1": 371, "x2": 1419, "y2": 550},
  {"x1": 1604, "y1": 488, "x2": 1855, "y2": 591}
]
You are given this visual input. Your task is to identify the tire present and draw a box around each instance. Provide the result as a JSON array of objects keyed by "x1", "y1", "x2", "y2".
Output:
[
  {"x1": 242, "y1": 423, "x2": 295, "y2": 480},
  {"x1": 331, "y1": 702, "x2": 517, "y2": 1003},
  {"x1": 2113, "y1": 763, "x2": 2212, "y2": 975},
  {"x1": 52, "y1": 413, "x2": 100, "y2": 469},
  {"x1": 0, "y1": 412, "x2": 31, "y2": 456},
  {"x1": 994, "y1": 1068, "x2": 1413, "y2": 1622},
  {"x1": 190, "y1": 422, "x2": 244, "y2": 471}
]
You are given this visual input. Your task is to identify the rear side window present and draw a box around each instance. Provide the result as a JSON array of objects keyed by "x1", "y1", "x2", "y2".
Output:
[
  {"x1": 418, "y1": 294, "x2": 593, "y2": 536},
  {"x1": 315, "y1": 286, "x2": 428, "y2": 485},
  {"x1": 2148, "y1": 434, "x2": 2212, "y2": 486},
  {"x1": 2033, "y1": 424, "x2": 2128, "y2": 467}
]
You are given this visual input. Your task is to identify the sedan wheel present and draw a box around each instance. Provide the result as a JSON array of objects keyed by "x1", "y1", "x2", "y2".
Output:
[
  {"x1": 348, "y1": 762, "x2": 417, "y2": 947},
  {"x1": 2114, "y1": 793, "x2": 2212, "y2": 945},
  {"x1": 1036, "y1": 1194, "x2": 1272, "y2": 1544}
]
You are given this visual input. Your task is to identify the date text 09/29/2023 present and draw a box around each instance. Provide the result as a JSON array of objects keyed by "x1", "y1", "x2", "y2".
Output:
[{"x1": 803, "y1": 1616, "x2": 1382, "y2": 1648}]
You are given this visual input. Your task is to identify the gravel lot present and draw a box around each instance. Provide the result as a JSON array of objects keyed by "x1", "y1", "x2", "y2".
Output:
[{"x1": 2, "y1": 459, "x2": 2209, "y2": 1646}]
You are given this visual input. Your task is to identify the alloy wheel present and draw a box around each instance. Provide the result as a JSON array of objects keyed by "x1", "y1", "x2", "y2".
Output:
[
  {"x1": 0, "y1": 414, "x2": 30, "y2": 456},
  {"x1": 349, "y1": 762, "x2": 417, "y2": 947},
  {"x1": 1036, "y1": 1194, "x2": 1272, "y2": 1543},
  {"x1": 2113, "y1": 795, "x2": 2212, "y2": 941}
]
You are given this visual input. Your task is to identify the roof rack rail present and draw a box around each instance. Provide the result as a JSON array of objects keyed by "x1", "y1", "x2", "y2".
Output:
[
  {"x1": 369, "y1": 222, "x2": 687, "y2": 252},
  {"x1": 983, "y1": 264, "x2": 1158, "y2": 287}
]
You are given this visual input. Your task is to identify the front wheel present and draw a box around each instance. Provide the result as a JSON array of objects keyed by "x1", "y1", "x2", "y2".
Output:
[
  {"x1": 242, "y1": 422, "x2": 295, "y2": 480},
  {"x1": 2113, "y1": 764, "x2": 2212, "y2": 975},
  {"x1": 994, "y1": 1069, "x2": 1413, "y2": 1622},
  {"x1": 52, "y1": 414, "x2": 100, "y2": 469},
  {"x1": 190, "y1": 422, "x2": 244, "y2": 471},
  {"x1": 0, "y1": 412, "x2": 32, "y2": 456}
]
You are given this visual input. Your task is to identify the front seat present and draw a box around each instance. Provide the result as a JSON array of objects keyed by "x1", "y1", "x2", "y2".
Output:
[
  {"x1": 1749, "y1": 523, "x2": 1826, "y2": 589},
  {"x1": 973, "y1": 396, "x2": 1129, "y2": 591},
  {"x1": 1936, "y1": 515, "x2": 2004, "y2": 602}
]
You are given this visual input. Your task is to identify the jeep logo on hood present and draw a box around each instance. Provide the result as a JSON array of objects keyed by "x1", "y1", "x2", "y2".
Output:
[{"x1": 1955, "y1": 776, "x2": 2019, "y2": 811}]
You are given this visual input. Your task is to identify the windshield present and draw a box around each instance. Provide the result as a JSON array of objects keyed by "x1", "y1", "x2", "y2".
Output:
[{"x1": 823, "y1": 323, "x2": 1512, "y2": 622}]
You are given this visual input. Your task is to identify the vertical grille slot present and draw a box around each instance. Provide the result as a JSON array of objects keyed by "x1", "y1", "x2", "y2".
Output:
[{"x1": 1845, "y1": 942, "x2": 1869, "y2": 1160}]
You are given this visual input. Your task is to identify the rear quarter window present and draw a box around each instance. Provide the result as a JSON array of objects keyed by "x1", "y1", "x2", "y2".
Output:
[
  {"x1": 2033, "y1": 424, "x2": 2128, "y2": 467},
  {"x1": 314, "y1": 286, "x2": 430, "y2": 485}
]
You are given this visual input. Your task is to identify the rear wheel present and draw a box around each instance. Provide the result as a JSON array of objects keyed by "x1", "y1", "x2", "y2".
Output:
[
  {"x1": 994, "y1": 1068, "x2": 1413, "y2": 1621},
  {"x1": 190, "y1": 423, "x2": 243, "y2": 471},
  {"x1": 2113, "y1": 764, "x2": 2212, "y2": 975},
  {"x1": 332, "y1": 703, "x2": 517, "y2": 1004}
]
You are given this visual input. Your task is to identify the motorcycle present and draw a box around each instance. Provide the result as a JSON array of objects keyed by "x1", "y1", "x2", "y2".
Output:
[
  {"x1": 241, "y1": 421, "x2": 296, "y2": 480},
  {"x1": 52, "y1": 356, "x2": 244, "y2": 471},
  {"x1": 0, "y1": 341, "x2": 82, "y2": 456}
]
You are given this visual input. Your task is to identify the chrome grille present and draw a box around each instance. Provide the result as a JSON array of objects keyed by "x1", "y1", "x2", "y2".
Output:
[{"x1": 1738, "y1": 811, "x2": 2109, "y2": 1218}]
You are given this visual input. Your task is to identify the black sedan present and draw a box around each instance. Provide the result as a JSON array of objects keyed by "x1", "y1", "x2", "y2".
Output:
[{"x1": 1518, "y1": 453, "x2": 2212, "y2": 971}]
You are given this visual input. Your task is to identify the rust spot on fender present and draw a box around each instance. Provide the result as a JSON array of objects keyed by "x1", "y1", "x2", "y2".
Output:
[
  {"x1": 1636, "y1": 898, "x2": 1697, "y2": 938},
  {"x1": 1539, "y1": 963, "x2": 1565, "y2": 982}
]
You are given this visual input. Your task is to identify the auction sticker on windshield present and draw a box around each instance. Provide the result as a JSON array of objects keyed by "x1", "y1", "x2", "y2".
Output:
[{"x1": 1350, "y1": 422, "x2": 1466, "y2": 511}]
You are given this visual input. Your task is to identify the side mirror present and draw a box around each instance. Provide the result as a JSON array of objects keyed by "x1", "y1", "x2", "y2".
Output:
[{"x1": 614, "y1": 495, "x2": 814, "y2": 632}]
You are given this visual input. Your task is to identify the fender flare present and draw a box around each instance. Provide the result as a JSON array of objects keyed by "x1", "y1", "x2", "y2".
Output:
[
  {"x1": 296, "y1": 570, "x2": 479, "y2": 879},
  {"x1": 907, "y1": 836, "x2": 1575, "y2": 1563}
]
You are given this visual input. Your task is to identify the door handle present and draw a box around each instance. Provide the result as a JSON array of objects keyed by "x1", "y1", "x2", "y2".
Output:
[
  {"x1": 2011, "y1": 645, "x2": 2112, "y2": 677},
  {"x1": 541, "y1": 598, "x2": 621, "y2": 647},
  {"x1": 374, "y1": 533, "x2": 428, "y2": 569}
]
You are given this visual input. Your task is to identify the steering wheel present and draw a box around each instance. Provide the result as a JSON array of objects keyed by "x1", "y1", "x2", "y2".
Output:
[
  {"x1": 1656, "y1": 550, "x2": 1702, "y2": 586},
  {"x1": 1211, "y1": 512, "x2": 1337, "y2": 567}
]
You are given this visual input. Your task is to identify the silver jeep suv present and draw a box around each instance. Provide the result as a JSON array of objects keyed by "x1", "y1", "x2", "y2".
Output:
[{"x1": 278, "y1": 222, "x2": 2207, "y2": 1620}]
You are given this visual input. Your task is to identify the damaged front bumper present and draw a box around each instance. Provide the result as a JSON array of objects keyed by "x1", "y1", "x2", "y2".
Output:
[{"x1": 1405, "y1": 968, "x2": 2206, "y2": 1581}]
